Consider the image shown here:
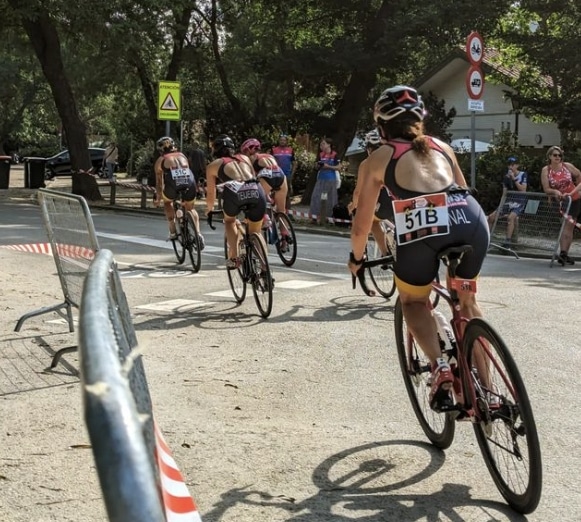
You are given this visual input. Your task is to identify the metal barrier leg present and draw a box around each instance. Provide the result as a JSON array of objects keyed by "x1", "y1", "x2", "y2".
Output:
[
  {"x1": 15, "y1": 301, "x2": 75, "y2": 332},
  {"x1": 50, "y1": 345, "x2": 78, "y2": 368}
]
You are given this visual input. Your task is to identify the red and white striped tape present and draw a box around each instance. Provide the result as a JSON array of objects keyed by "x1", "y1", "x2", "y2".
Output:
[
  {"x1": 112, "y1": 181, "x2": 157, "y2": 193},
  {"x1": 154, "y1": 422, "x2": 202, "y2": 522},
  {"x1": 1, "y1": 243, "x2": 95, "y2": 260},
  {"x1": 287, "y1": 209, "x2": 352, "y2": 224}
]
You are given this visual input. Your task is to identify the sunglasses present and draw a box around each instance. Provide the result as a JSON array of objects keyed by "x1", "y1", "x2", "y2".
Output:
[
  {"x1": 552, "y1": 153, "x2": 563, "y2": 158},
  {"x1": 248, "y1": 145, "x2": 260, "y2": 151}
]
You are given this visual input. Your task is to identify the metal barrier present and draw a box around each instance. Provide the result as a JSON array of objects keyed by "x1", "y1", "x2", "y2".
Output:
[
  {"x1": 15, "y1": 189, "x2": 99, "y2": 366},
  {"x1": 79, "y1": 249, "x2": 202, "y2": 521},
  {"x1": 488, "y1": 190, "x2": 574, "y2": 264}
]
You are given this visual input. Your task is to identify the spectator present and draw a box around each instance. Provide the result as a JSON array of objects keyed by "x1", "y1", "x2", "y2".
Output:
[
  {"x1": 487, "y1": 156, "x2": 528, "y2": 249},
  {"x1": 309, "y1": 137, "x2": 341, "y2": 225},
  {"x1": 272, "y1": 134, "x2": 296, "y2": 210},
  {"x1": 541, "y1": 145, "x2": 581, "y2": 265},
  {"x1": 102, "y1": 141, "x2": 119, "y2": 182}
]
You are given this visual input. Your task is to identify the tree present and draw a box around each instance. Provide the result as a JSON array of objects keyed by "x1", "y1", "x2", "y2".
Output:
[{"x1": 7, "y1": 1, "x2": 102, "y2": 199}]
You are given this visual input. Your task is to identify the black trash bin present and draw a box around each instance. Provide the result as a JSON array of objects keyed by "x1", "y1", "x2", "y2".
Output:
[
  {"x1": 23, "y1": 157, "x2": 46, "y2": 189},
  {"x1": 0, "y1": 156, "x2": 11, "y2": 189}
]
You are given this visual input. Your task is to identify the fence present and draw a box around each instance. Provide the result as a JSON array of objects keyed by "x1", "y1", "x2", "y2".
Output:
[
  {"x1": 15, "y1": 189, "x2": 99, "y2": 366},
  {"x1": 78, "y1": 248, "x2": 202, "y2": 521},
  {"x1": 488, "y1": 190, "x2": 581, "y2": 264}
]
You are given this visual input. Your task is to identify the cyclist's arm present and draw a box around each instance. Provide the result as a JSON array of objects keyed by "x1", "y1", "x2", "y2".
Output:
[
  {"x1": 541, "y1": 167, "x2": 560, "y2": 197},
  {"x1": 350, "y1": 155, "x2": 382, "y2": 263},
  {"x1": 154, "y1": 157, "x2": 163, "y2": 202},
  {"x1": 205, "y1": 160, "x2": 219, "y2": 212}
]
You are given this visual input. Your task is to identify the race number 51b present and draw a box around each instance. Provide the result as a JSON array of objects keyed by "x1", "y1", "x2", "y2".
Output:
[{"x1": 392, "y1": 193, "x2": 450, "y2": 245}]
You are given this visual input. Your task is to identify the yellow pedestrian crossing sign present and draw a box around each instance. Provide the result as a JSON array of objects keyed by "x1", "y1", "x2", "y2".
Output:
[{"x1": 158, "y1": 81, "x2": 181, "y2": 121}]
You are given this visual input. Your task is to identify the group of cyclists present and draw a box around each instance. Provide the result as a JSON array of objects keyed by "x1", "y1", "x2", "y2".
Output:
[
  {"x1": 154, "y1": 84, "x2": 491, "y2": 411},
  {"x1": 153, "y1": 133, "x2": 289, "y2": 269}
]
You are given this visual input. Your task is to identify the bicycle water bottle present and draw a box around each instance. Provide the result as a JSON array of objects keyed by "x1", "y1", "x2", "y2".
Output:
[
  {"x1": 176, "y1": 208, "x2": 183, "y2": 219},
  {"x1": 433, "y1": 310, "x2": 457, "y2": 365}
]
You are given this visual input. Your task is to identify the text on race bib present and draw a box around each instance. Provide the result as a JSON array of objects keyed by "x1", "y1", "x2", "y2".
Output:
[
  {"x1": 392, "y1": 193, "x2": 450, "y2": 245},
  {"x1": 170, "y1": 167, "x2": 194, "y2": 186}
]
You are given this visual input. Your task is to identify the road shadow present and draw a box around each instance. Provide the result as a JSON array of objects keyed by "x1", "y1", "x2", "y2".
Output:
[{"x1": 202, "y1": 440, "x2": 525, "y2": 522}]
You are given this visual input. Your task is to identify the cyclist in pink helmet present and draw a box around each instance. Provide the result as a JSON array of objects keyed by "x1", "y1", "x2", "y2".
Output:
[{"x1": 241, "y1": 138, "x2": 289, "y2": 216}]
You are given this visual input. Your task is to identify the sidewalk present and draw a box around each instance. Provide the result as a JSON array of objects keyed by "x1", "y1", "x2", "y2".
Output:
[{"x1": 0, "y1": 166, "x2": 353, "y2": 238}]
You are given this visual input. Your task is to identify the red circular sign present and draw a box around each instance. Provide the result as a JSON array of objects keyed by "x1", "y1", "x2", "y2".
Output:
[
  {"x1": 466, "y1": 31, "x2": 484, "y2": 65},
  {"x1": 466, "y1": 66, "x2": 485, "y2": 99}
]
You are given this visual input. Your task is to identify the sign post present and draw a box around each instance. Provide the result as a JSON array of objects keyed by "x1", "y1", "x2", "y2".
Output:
[
  {"x1": 465, "y1": 31, "x2": 485, "y2": 189},
  {"x1": 158, "y1": 81, "x2": 182, "y2": 136}
]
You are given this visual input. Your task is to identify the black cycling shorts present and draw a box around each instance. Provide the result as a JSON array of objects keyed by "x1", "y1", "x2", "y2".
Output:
[
  {"x1": 374, "y1": 187, "x2": 394, "y2": 221},
  {"x1": 257, "y1": 168, "x2": 286, "y2": 191},
  {"x1": 393, "y1": 193, "x2": 489, "y2": 289},
  {"x1": 221, "y1": 180, "x2": 267, "y2": 222}
]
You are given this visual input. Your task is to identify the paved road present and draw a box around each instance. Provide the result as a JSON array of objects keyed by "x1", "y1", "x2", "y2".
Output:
[{"x1": 1, "y1": 196, "x2": 581, "y2": 521}]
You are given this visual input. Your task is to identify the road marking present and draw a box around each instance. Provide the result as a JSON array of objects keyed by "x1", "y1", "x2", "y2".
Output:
[
  {"x1": 204, "y1": 290, "x2": 236, "y2": 298},
  {"x1": 135, "y1": 299, "x2": 211, "y2": 312},
  {"x1": 276, "y1": 280, "x2": 327, "y2": 289},
  {"x1": 96, "y1": 231, "x2": 222, "y2": 253}
]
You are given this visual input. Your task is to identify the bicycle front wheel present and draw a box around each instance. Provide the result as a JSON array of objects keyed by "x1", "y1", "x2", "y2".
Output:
[
  {"x1": 185, "y1": 211, "x2": 201, "y2": 273},
  {"x1": 464, "y1": 318, "x2": 542, "y2": 514},
  {"x1": 224, "y1": 237, "x2": 246, "y2": 303},
  {"x1": 274, "y1": 212, "x2": 297, "y2": 266},
  {"x1": 366, "y1": 237, "x2": 395, "y2": 299},
  {"x1": 172, "y1": 217, "x2": 186, "y2": 264},
  {"x1": 249, "y1": 233, "x2": 273, "y2": 318},
  {"x1": 394, "y1": 297, "x2": 455, "y2": 449}
]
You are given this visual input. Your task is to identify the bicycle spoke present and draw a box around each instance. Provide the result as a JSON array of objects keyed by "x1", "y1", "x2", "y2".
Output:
[{"x1": 274, "y1": 212, "x2": 297, "y2": 266}]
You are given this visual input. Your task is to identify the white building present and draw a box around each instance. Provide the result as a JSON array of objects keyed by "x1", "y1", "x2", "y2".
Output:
[{"x1": 415, "y1": 49, "x2": 560, "y2": 148}]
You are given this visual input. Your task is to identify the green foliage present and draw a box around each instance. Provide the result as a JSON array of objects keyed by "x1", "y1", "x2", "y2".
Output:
[
  {"x1": 132, "y1": 139, "x2": 156, "y2": 185},
  {"x1": 291, "y1": 148, "x2": 317, "y2": 194}
]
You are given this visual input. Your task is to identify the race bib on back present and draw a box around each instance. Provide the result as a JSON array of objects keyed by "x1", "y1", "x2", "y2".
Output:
[
  {"x1": 170, "y1": 167, "x2": 194, "y2": 186},
  {"x1": 392, "y1": 193, "x2": 450, "y2": 245}
]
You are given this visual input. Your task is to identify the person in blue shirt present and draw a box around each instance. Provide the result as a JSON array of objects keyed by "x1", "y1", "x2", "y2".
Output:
[
  {"x1": 309, "y1": 137, "x2": 341, "y2": 224},
  {"x1": 487, "y1": 156, "x2": 528, "y2": 249}
]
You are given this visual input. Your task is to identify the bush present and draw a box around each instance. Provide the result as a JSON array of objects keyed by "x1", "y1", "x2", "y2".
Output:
[
  {"x1": 292, "y1": 148, "x2": 317, "y2": 194},
  {"x1": 132, "y1": 140, "x2": 156, "y2": 185}
]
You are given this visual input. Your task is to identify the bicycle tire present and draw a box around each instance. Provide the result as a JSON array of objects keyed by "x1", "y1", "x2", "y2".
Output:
[
  {"x1": 224, "y1": 237, "x2": 246, "y2": 303},
  {"x1": 274, "y1": 212, "x2": 297, "y2": 266},
  {"x1": 171, "y1": 216, "x2": 186, "y2": 264},
  {"x1": 249, "y1": 233, "x2": 273, "y2": 318},
  {"x1": 464, "y1": 318, "x2": 542, "y2": 514},
  {"x1": 394, "y1": 297, "x2": 455, "y2": 449},
  {"x1": 185, "y1": 211, "x2": 201, "y2": 273},
  {"x1": 366, "y1": 238, "x2": 396, "y2": 299}
]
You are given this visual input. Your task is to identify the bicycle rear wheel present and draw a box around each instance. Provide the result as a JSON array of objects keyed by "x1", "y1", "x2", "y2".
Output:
[
  {"x1": 366, "y1": 237, "x2": 395, "y2": 299},
  {"x1": 464, "y1": 318, "x2": 542, "y2": 514},
  {"x1": 185, "y1": 211, "x2": 201, "y2": 273},
  {"x1": 249, "y1": 233, "x2": 273, "y2": 318},
  {"x1": 274, "y1": 212, "x2": 297, "y2": 266},
  {"x1": 171, "y1": 217, "x2": 186, "y2": 264},
  {"x1": 224, "y1": 237, "x2": 246, "y2": 303},
  {"x1": 394, "y1": 297, "x2": 455, "y2": 449}
]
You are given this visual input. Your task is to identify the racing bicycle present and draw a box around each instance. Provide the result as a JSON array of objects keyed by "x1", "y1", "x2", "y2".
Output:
[
  {"x1": 208, "y1": 210, "x2": 274, "y2": 318},
  {"x1": 263, "y1": 192, "x2": 297, "y2": 266},
  {"x1": 354, "y1": 244, "x2": 542, "y2": 514},
  {"x1": 170, "y1": 190, "x2": 202, "y2": 272}
]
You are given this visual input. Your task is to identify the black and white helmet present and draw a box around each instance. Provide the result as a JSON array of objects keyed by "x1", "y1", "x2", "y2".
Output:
[
  {"x1": 212, "y1": 134, "x2": 236, "y2": 157},
  {"x1": 373, "y1": 85, "x2": 425, "y2": 123},
  {"x1": 156, "y1": 136, "x2": 176, "y2": 154},
  {"x1": 364, "y1": 129, "x2": 382, "y2": 148}
]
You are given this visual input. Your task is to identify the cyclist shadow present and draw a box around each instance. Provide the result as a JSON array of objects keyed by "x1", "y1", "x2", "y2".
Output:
[
  {"x1": 132, "y1": 301, "x2": 267, "y2": 332},
  {"x1": 202, "y1": 439, "x2": 524, "y2": 522},
  {"x1": 267, "y1": 295, "x2": 395, "y2": 324}
]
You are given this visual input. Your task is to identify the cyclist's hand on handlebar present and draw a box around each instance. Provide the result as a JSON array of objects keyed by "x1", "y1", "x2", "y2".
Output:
[{"x1": 347, "y1": 251, "x2": 365, "y2": 276}]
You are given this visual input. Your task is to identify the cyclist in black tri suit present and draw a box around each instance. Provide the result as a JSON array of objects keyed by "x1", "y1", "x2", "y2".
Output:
[
  {"x1": 348, "y1": 85, "x2": 489, "y2": 410},
  {"x1": 348, "y1": 129, "x2": 393, "y2": 256},
  {"x1": 205, "y1": 135, "x2": 267, "y2": 267},
  {"x1": 154, "y1": 136, "x2": 204, "y2": 248},
  {"x1": 240, "y1": 138, "x2": 289, "y2": 215}
]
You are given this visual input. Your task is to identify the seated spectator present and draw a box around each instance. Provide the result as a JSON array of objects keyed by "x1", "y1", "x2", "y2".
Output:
[{"x1": 487, "y1": 156, "x2": 527, "y2": 248}]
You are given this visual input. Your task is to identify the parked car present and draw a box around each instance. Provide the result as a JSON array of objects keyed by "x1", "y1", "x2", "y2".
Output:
[{"x1": 45, "y1": 148, "x2": 106, "y2": 179}]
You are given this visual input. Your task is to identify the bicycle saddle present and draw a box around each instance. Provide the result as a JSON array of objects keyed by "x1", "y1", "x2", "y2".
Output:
[{"x1": 437, "y1": 244, "x2": 473, "y2": 261}]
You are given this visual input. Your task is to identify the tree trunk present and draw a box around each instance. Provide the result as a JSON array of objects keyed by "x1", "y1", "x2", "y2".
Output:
[{"x1": 14, "y1": 4, "x2": 102, "y2": 200}]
